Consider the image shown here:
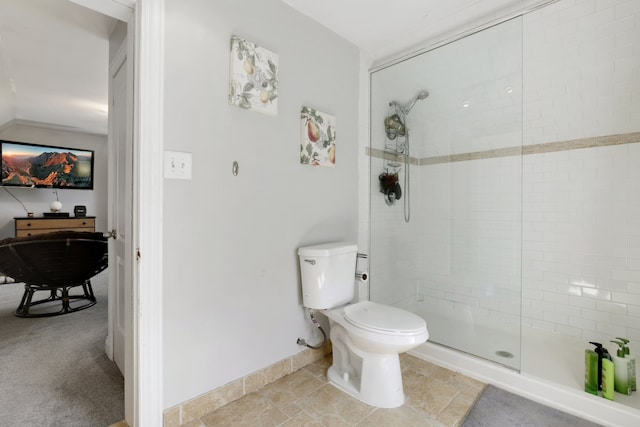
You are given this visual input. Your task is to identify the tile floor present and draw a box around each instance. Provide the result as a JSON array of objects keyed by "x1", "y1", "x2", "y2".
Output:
[{"x1": 184, "y1": 353, "x2": 485, "y2": 427}]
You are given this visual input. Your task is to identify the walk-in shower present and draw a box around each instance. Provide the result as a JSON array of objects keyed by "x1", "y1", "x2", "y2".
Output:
[
  {"x1": 369, "y1": 0, "x2": 640, "y2": 423},
  {"x1": 381, "y1": 91, "x2": 428, "y2": 223},
  {"x1": 372, "y1": 16, "x2": 523, "y2": 371}
]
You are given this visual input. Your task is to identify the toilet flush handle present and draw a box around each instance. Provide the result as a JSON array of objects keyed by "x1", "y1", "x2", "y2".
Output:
[{"x1": 304, "y1": 259, "x2": 316, "y2": 265}]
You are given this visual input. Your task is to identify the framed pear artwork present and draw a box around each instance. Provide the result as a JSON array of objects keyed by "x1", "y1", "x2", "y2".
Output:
[
  {"x1": 229, "y1": 35, "x2": 279, "y2": 115},
  {"x1": 300, "y1": 106, "x2": 336, "y2": 167}
]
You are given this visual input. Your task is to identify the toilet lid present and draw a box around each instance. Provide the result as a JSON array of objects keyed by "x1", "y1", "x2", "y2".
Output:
[{"x1": 344, "y1": 301, "x2": 426, "y2": 334}]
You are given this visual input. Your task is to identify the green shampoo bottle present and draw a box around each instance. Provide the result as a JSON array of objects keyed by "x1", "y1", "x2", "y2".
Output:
[
  {"x1": 585, "y1": 342, "x2": 603, "y2": 395},
  {"x1": 602, "y1": 356, "x2": 615, "y2": 400}
]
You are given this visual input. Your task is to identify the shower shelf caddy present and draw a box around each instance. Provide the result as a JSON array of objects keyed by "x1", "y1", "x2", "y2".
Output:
[
  {"x1": 383, "y1": 136, "x2": 407, "y2": 171},
  {"x1": 379, "y1": 133, "x2": 407, "y2": 206}
]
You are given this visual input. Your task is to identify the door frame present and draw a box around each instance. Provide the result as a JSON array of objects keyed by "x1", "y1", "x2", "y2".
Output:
[{"x1": 133, "y1": 0, "x2": 165, "y2": 425}]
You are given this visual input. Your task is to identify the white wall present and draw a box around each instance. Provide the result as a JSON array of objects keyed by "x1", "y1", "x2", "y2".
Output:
[
  {"x1": 0, "y1": 80, "x2": 14, "y2": 129},
  {"x1": 162, "y1": 0, "x2": 360, "y2": 408},
  {"x1": 0, "y1": 122, "x2": 108, "y2": 237}
]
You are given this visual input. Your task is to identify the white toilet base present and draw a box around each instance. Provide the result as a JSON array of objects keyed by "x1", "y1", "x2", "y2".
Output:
[{"x1": 327, "y1": 322, "x2": 405, "y2": 408}]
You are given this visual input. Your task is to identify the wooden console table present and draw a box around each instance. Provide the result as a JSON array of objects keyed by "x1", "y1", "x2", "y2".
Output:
[{"x1": 14, "y1": 216, "x2": 96, "y2": 237}]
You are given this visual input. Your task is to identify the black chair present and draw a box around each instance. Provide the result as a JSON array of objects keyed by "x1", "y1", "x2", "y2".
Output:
[{"x1": 0, "y1": 231, "x2": 108, "y2": 317}]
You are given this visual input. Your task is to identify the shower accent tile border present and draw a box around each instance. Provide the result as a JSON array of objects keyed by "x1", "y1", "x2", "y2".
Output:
[
  {"x1": 521, "y1": 132, "x2": 640, "y2": 155},
  {"x1": 421, "y1": 146, "x2": 522, "y2": 165},
  {"x1": 367, "y1": 147, "x2": 420, "y2": 165},
  {"x1": 367, "y1": 132, "x2": 640, "y2": 165}
]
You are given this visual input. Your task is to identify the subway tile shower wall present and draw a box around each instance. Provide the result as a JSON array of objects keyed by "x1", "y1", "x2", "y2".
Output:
[
  {"x1": 521, "y1": 0, "x2": 640, "y2": 342},
  {"x1": 523, "y1": 0, "x2": 640, "y2": 146},
  {"x1": 367, "y1": 0, "x2": 640, "y2": 343},
  {"x1": 522, "y1": 142, "x2": 640, "y2": 342}
]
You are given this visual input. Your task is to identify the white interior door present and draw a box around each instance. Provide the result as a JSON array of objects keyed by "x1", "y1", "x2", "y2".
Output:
[{"x1": 107, "y1": 40, "x2": 133, "y2": 380}]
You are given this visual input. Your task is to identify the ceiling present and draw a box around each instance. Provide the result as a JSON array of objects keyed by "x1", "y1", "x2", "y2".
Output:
[
  {"x1": 280, "y1": 0, "x2": 548, "y2": 64},
  {"x1": 0, "y1": 0, "x2": 121, "y2": 135},
  {"x1": 0, "y1": 0, "x2": 546, "y2": 136}
]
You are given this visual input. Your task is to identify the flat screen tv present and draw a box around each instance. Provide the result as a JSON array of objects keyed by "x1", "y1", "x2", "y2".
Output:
[{"x1": 1, "y1": 139, "x2": 94, "y2": 190}]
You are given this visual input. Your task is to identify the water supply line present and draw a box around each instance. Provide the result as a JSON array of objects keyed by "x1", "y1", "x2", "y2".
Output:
[{"x1": 296, "y1": 309, "x2": 327, "y2": 350}]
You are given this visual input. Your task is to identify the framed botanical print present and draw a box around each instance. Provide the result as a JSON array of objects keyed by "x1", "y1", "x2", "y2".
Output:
[{"x1": 229, "y1": 35, "x2": 279, "y2": 115}]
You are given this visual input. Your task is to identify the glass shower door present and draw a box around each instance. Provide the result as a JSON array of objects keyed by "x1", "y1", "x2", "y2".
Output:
[{"x1": 369, "y1": 17, "x2": 523, "y2": 370}]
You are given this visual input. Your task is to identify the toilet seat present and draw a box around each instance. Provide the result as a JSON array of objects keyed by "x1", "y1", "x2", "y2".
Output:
[{"x1": 344, "y1": 301, "x2": 426, "y2": 335}]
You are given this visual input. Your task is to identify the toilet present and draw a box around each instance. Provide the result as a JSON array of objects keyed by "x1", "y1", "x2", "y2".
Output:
[{"x1": 298, "y1": 242, "x2": 428, "y2": 408}]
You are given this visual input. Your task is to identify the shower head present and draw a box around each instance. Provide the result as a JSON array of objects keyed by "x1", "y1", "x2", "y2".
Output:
[
  {"x1": 414, "y1": 90, "x2": 429, "y2": 101},
  {"x1": 405, "y1": 90, "x2": 429, "y2": 114},
  {"x1": 390, "y1": 90, "x2": 429, "y2": 117}
]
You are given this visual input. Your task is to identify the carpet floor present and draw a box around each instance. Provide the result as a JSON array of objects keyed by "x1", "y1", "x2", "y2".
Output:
[
  {"x1": 0, "y1": 271, "x2": 124, "y2": 427},
  {"x1": 461, "y1": 384, "x2": 602, "y2": 427}
]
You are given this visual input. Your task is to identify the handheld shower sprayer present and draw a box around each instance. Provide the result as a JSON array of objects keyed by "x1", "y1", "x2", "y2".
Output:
[
  {"x1": 384, "y1": 89, "x2": 429, "y2": 224},
  {"x1": 385, "y1": 90, "x2": 428, "y2": 140},
  {"x1": 389, "y1": 90, "x2": 429, "y2": 118}
]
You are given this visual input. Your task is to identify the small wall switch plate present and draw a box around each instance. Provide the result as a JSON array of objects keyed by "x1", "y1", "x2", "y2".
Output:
[{"x1": 164, "y1": 150, "x2": 192, "y2": 180}]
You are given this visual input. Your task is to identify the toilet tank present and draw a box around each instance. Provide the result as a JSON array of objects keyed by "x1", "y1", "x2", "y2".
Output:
[{"x1": 298, "y1": 242, "x2": 358, "y2": 309}]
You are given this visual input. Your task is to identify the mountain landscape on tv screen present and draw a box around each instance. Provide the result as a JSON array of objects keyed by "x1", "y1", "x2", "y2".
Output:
[{"x1": 1, "y1": 151, "x2": 92, "y2": 188}]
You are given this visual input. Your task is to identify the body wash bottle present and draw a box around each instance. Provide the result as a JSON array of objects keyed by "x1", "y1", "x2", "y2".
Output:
[
  {"x1": 611, "y1": 340, "x2": 632, "y2": 395},
  {"x1": 617, "y1": 337, "x2": 636, "y2": 392}
]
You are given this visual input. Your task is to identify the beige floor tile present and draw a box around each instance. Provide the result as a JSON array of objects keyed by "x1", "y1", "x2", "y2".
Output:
[
  {"x1": 280, "y1": 402, "x2": 305, "y2": 418},
  {"x1": 260, "y1": 369, "x2": 326, "y2": 408},
  {"x1": 403, "y1": 373, "x2": 459, "y2": 417},
  {"x1": 436, "y1": 393, "x2": 476, "y2": 427},
  {"x1": 356, "y1": 405, "x2": 447, "y2": 427},
  {"x1": 181, "y1": 420, "x2": 205, "y2": 427},
  {"x1": 190, "y1": 353, "x2": 487, "y2": 427},
  {"x1": 401, "y1": 354, "x2": 437, "y2": 377},
  {"x1": 296, "y1": 384, "x2": 375, "y2": 426},
  {"x1": 446, "y1": 373, "x2": 485, "y2": 399},
  {"x1": 280, "y1": 411, "x2": 326, "y2": 427},
  {"x1": 428, "y1": 364, "x2": 456, "y2": 383},
  {"x1": 303, "y1": 356, "x2": 332, "y2": 381},
  {"x1": 200, "y1": 392, "x2": 288, "y2": 427}
]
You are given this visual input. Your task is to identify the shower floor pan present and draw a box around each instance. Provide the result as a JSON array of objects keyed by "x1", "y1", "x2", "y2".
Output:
[{"x1": 405, "y1": 300, "x2": 521, "y2": 370}]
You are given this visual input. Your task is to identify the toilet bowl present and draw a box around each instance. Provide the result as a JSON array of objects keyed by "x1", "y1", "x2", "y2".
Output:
[
  {"x1": 298, "y1": 242, "x2": 429, "y2": 408},
  {"x1": 326, "y1": 301, "x2": 428, "y2": 353},
  {"x1": 323, "y1": 301, "x2": 428, "y2": 408}
]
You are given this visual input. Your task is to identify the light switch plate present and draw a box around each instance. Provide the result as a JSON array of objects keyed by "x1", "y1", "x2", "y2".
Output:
[{"x1": 164, "y1": 150, "x2": 192, "y2": 180}]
